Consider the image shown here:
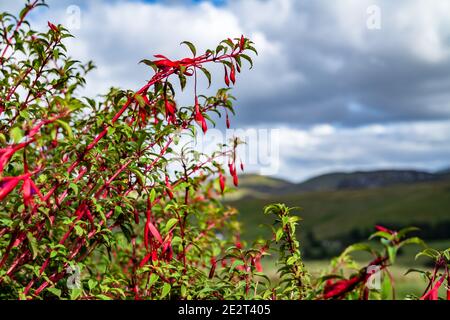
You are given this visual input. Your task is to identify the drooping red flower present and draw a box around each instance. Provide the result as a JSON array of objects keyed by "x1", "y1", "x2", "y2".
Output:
[
  {"x1": 322, "y1": 275, "x2": 362, "y2": 300},
  {"x1": 209, "y1": 257, "x2": 217, "y2": 279},
  {"x1": 0, "y1": 177, "x2": 21, "y2": 201},
  {"x1": 165, "y1": 175, "x2": 174, "y2": 199},
  {"x1": 224, "y1": 65, "x2": 230, "y2": 87},
  {"x1": 447, "y1": 274, "x2": 450, "y2": 300},
  {"x1": 164, "y1": 99, "x2": 177, "y2": 124},
  {"x1": 219, "y1": 172, "x2": 226, "y2": 194},
  {"x1": 0, "y1": 143, "x2": 29, "y2": 174},
  {"x1": 421, "y1": 275, "x2": 446, "y2": 300},
  {"x1": 21, "y1": 177, "x2": 44, "y2": 206},
  {"x1": 230, "y1": 65, "x2": 236, "y2": 84},
  {"x1": 194, "y1": 98, "x2": 208, "y2": 133}
]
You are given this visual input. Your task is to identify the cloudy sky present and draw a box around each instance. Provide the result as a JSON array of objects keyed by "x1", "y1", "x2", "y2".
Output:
[{"x1": 3, "y1": 0, "x2": 450, "y2": 182}]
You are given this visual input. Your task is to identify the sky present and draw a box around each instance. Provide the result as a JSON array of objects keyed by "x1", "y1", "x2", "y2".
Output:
[{"x1": 2, "y1": 0, "x2": 450, "y2": 182}]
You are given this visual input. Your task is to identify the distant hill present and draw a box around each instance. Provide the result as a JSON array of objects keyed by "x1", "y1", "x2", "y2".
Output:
[
  {"x1": 297, "y1": 170, "x2": 438, "y2": 192},
  {"x1": 226, "y1": 169, "x2": 450, "y2": 247},
  {"x1": 228, "y1": 169, "x2": 448, "y2": 200}
]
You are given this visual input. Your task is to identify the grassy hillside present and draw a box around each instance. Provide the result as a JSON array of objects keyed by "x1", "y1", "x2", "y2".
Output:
[{"x1": 227, "y1": 178, "x2": 450, "y2": 246}]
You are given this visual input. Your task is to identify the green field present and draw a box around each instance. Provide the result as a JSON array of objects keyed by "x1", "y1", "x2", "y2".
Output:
[{"x1": 228, "y1": 179, "x2": 450, "y2": 243}]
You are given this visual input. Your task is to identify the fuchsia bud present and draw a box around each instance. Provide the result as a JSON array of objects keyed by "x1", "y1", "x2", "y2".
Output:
[
  {"x1": 230, "y1": 65, "x2": 236, "y2": 84},
  {"x1": 224, "y1": 66, "x2": 230, "y2": 87},
  {"x1": 48, "y1": 21, "x2": 58, "y2": 32},
  {"x1": 209, "y1": 257, "x2": 217, "y2": 279},
  {"x1": 240, "y1": 35, "x2": 245, "y2": 51},
  {"x1": 165, "y1": 175, "x2": 174, "y2": 199},
  {"x1": 219, "y1": 172, "x2": 226, "y2": 194}
]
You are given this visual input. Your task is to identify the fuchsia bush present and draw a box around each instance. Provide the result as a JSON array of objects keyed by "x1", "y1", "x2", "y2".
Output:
[{"x1": 0, "y1": 2, "x2": 449, "y2": 300}]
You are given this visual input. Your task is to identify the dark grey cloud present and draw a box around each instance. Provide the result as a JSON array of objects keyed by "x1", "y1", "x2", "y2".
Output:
[{"x1": 229, "y1": 0, "x2": 450, "y2": 128}]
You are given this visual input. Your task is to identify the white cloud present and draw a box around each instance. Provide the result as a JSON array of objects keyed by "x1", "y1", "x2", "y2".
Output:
[{"x1": 2, "y1": 0, "x2": 450, "y2": 181}]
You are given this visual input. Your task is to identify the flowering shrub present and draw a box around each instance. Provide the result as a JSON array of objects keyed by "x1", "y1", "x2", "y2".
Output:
[{"x1": 0, "y1": 2, "x2": 449, "y2": 300}]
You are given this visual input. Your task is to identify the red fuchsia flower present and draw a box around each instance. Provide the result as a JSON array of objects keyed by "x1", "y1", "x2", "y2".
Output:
[
  {"x1": 164, "y1": 99, "x2": 177, "y2": 124},
  {"x1": 322, "y1": 275, "x2": 362, "y2": 300},
  {"x1": 226, "y1": 112, "x2": 230, "y2": 129},
  {"x1": 230, "y1": 64, "x2": 236, "y2": 85},
  {"x1": 447, "y1": 274, "x2": 450, "y2": 300},
  {"x1": 194, "y1": 97, "x2": 208, "y2": 133},
  {"x1": 209, "y1": 257, "x2": 217, "y2": 279},
  {"x1": 219, "y1": 172, "x2": 226, "y2": 194},
  {"x1": 21, "y1": 177, "x2": 44, "y2": 206},
  {"x1": 165, "y1": 175, "x2": 174, "y2": 199},
  {"x1": 240, "y1": 161, "x2": 244, "y2": 171},
  {"x1": 0, "y1": 142, "x2": 29, "y2": 174},
  {"x1": 421, "y1": 275, "x2": 446, "y2": 300},
  {"x1": 47, "y1": 21, "x2": 58, "y2": 32},
  {"x1": 228, "y1": 162, "x2": 239, "y2": 187},
  {"x1": 224, "y1": 65, "x2": 230, "y2": 87},
  {"x1": 323, "y1": 257, "x2": 387, "y2": 300},
  {"x1": 240, "y1": 35, "x2": 245, "y2": 51},
  {"x1": 0, "y1": 173, "x2": 35, "y2": 202},
  {"x1": 153, "y1": 55, "x2": 180, "y2": 70},
  {"x1": 375, "y1": 225, "x2": 395, "y2": 235},
  {"x1": 0, "y1": 177, "x2": 22, "y2": 201}
]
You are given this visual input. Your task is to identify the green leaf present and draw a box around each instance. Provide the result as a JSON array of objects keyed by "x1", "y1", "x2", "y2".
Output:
[
  {"x1": 341, "y1": 243, "x2": 374, "y2": 257},
  {"x1": 69, "y1": 183, "x2": 78, "y2": 195},
  {"x1": 165, "y1": 218, "x2": 178, "y2": 233},
  {"x1": 415, "y1": 248, "x2": 440, "y2": 260},
  {"x1": 230, "y1": 260, "x2": 245, "y2": 273},
  {"x1": 178, "y1": 73, "x2": 187, "y2": 91},
  {"x1": 239, "y1": 54, "x2": 254, "y2": 69},
  {"x1": 10, "y1": 127, "x2": 23, "y2": 143},
  {"x1": 139, "y1": 59, "x2": 157, "y2": 72},
  {"x1": 198, "y1": 67, "x2": 212, "y2": 88},
  {"x1": 26, "y1": 232, "x2": 38, "y2": 260},
  {"x1": 369, "y1": 231, "x2": 393, "y2": 241},
  {"x1": 399, "y1": 237, "x2": 425, "y2": 248},
  {"x1": 387, "y1": 246, "x2": 397, "y2": 263},
  {"x1": 134, "y1": 94, "x2": 146, "y2": 107},
  {"x1": 161, "y1": 283, "x2": 171, "y2": 299},
  {"x1": 70, "y1": 288, "x2": 82, "y2": 300},
  {"x1": 181, "y1": 41, "x2": 196, "y2": 56},
  {"x1": 88, "y1": 279, "x2": 97, "y2": 291},
  {"x1": 47, "y1": 288, "x2": 61, "y2": 298},
  {"x1": 149, "y1": 273, "x2": 159, "y2": 286},
  {"x1": 74, "y1": 225, "x2": 84, "y2": 237}
]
